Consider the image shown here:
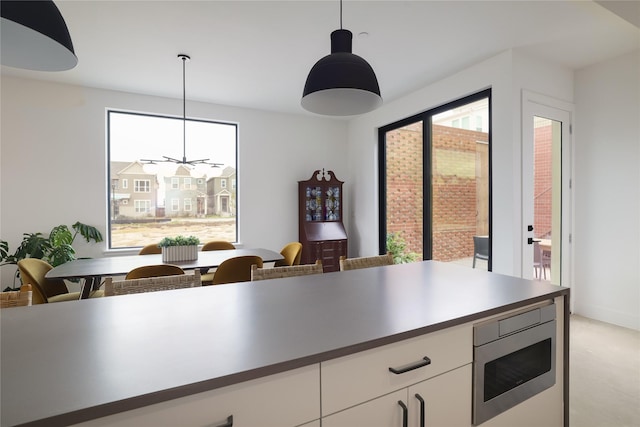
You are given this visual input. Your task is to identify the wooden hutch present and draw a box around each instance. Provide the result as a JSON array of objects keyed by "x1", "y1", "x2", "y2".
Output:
[{"x1": 298, "y1": 169, "x2": 347, "y2": 272}]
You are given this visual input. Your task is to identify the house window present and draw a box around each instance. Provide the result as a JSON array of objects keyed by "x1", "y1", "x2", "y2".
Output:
[
  {"x1": 231, "y1": 179, "x2": 236, "y2": 190},
  {"x1": 135, "y1": 200, "x2": 151, "y2": 213},
  {"x1": 134, "y1": 180, "x2": 150, "y2": 193},
  {"x1": 221, "y1": 179, "x2": 227, "y2": 188},
  {"x1": 107, "y1": 110, "x2": 238, "y2": 249}
]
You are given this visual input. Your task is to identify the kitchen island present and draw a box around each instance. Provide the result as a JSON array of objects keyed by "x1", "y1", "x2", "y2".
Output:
[{"x1": 0, "y1": 261, "x2": 569, "y2": 427}]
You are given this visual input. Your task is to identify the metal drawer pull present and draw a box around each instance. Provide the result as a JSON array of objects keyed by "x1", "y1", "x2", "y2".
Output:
[
  {"x1": 214, "y1": 415, "x2": 233, "y2": 427},
  {"x1": 388, "y1": 356, "x2": 431, "y2": 374},
  {"x1": 415, "y1": 393, "x2": 425, "y2": 427},
  {"x1": 398, "y1": 400, "x2": 408, "y2": 427}
]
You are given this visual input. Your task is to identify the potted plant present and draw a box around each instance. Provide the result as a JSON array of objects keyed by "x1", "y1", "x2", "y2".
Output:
[
  {"x1": 1, "y1": 221, "x2": 103, "y2": 290},
  {"x1": 158, "y1": 235, "x2": 200, "y2": 262}
]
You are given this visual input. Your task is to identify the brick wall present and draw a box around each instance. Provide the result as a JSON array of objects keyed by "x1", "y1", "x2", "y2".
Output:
[
  {"x1": 534, "y1": 124, "x2": 552, "y2": 238},
  {"x1": 386, "y1": 122, "x2": 424, "y2": 254},
  {"x1": 386, "y1": 123, "x2": 489, "y2": 261},
  {"x1": 386, "y1": 123, "x2": 551, "y2": 261}
]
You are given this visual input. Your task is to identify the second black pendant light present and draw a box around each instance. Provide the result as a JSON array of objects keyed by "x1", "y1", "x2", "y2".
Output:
[{"x1": 301, "y1": 0, "x2": 382, "y2": 116}]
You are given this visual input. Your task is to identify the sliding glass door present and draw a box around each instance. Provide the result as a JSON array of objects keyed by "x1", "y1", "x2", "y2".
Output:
[{"x1": 379, "y1": 90, "x2": 491, "y2": 269}]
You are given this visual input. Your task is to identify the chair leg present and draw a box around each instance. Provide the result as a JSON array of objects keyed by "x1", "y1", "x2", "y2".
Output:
[{"x1": 473, "y1": 255, "x2": 477, "y2": 268}]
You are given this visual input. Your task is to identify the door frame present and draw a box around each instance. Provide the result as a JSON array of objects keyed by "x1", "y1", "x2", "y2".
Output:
[
  {"x1": 521, "y1": 90, "x2": 574, "y2": 294},
  {"x1": 378, "y1": 89, "x2": 492, "y2": 267}
]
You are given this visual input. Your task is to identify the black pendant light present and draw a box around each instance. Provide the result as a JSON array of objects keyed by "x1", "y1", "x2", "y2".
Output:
[
  {"x1": 141, "y1": 54, "x2": 222, "y2": 167},
  {"x1": 302, "y1": 0, "x2": 382, "y2": 116},
  {"x1": 0, "y1": 0, "x2": 77, "y2": 71}
]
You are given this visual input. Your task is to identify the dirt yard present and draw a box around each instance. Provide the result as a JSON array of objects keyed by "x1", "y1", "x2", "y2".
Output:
[{"x1": 111, "y1": 218, "x2": 236, "y2": 247}]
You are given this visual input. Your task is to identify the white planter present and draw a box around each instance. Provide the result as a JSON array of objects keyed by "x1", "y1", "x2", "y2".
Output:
[{"x1": 162, "y1": 245, "x2": 198, "y2": 262}]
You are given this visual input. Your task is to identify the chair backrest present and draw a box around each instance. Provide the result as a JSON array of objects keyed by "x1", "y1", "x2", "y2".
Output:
[
  {"x1": 212, "y1": 256, "x2": 263, "y2": 285},
  {"x1": 0, "y1": 284, "x2": 33, "y2": 308},
  {"x1": 274, "y1": 242, "x2": 303, "y2": 267},
  {"x1": 473, "y1": 236, "x2": 489, "y2": 257},
  {"x1": 339, "y1": 252, "x2": 394, "y2": 271},
  {"x1": 533, "y1": 241, "x2": 542, "y2": 264},
  {"x1": 138, "y1": 244, "x2": 161, "y2": 255},
  {"x1": 17, "y1": 258, "x2": 69, "y2": 304},
  {"x1": 202, "y1": 241, "x2": 236, "y2": 251},
  {"x1": 251, "y1": 260, "x2": 323, "y2": 281},
  {"x1": 125, "y1": 264, "x2": 185, "y2": 280},
  {"x1": 105, "y1": 271, "x2": 201, "y2": 296}
]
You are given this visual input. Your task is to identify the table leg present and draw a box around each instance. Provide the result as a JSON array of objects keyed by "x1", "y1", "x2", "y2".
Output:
[{"x1": 80, "y1": 276, "x2": 101, "y2": 299}]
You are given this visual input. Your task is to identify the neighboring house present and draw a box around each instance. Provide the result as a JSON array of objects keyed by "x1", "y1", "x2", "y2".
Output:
[
  {"x1": 110, "y1": 161, "x2": 159, "y2": 218},
  {"x1": 207, "y1": 166, "x2": 236, "y2": 216},
  {"x1": 164, "y1": 165, "x2": 207, "y2": 217}
]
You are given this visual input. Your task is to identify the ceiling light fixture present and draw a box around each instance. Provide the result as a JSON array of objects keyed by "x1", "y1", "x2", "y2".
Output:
[
  {"x1": 301, "y1": 0, "x2": 382, "y2": 116},
  {"x1": 142, "y1": 54, "x2": 222, "y2": 168},
  {"x1": 0, "y1": 0, "x2": 77, "y2": 71}
]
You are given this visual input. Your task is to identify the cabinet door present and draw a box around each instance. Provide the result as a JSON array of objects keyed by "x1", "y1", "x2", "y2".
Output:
[
  {"x1": 322, "y1": 389, "x2": 407, "y2": 427},
  {"x1": 408, "y1": 364, "x2": 472, "y2": 427},
  {"x1": 73, "y1": 365, "x2": 319, "y2": 427}
]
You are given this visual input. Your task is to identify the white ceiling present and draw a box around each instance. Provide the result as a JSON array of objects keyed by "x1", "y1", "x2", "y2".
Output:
[{"x1": 2, "y1": 0, "x2": 639, "y2": 117}]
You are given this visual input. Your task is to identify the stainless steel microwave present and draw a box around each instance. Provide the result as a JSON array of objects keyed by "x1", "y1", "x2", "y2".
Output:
[{"x1": 473, "y1": 303, "x2": 556, "y2": 425}]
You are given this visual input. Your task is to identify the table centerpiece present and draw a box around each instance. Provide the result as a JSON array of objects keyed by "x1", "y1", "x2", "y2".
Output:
[{"x1": 158, "y1": 235, "x2": 200, "y2": 262}]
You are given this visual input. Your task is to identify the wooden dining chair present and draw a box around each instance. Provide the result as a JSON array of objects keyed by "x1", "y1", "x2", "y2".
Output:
[
  {"x1": 105, "y1": 271, "x2": 201, "y2": 296},
  {"x1": 125, "y1": 264, "x2": 185, "y2": 280},
  {"x1": 17, "y1": 258, "x2": 103, "y2": 303},
  {"x1": 200, "y1": 241, "x2": 236, "y2": 285},
  {"x1": 251, "y1": 260, "x2": 323, "y2": 281},
  {"x1": 0, "y1": 284, "x2": 33, "y2": 308},
  {"x1": 339, "y1": 252, "x2": 394, "y2": 272},
  {"x1": 138, "y1": 243, "x2": 161, "y2": 255},
  {"x1": 211, "y1": 256, "x2": 263, "y2": 285},
  {"x1": 273, "y1": 242, "x2": 303, "y2": 267}
]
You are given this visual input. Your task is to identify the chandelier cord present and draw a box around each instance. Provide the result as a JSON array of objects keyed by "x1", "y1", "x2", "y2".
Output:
[
  {"x1": 140, "y1": 54, "x2": 222, "y2": 167},
  {"x1": 182, "y1": 55, "x2": 187, "y2": 163}
]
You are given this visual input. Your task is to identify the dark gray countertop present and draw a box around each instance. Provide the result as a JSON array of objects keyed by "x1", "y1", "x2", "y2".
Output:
[{"x1": 1, "y1": 261, "x2": 569, "y2": 427}]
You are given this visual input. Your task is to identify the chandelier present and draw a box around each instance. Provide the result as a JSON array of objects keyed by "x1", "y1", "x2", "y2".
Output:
[{"x1": 142, "y1": 54, "x2": 222, "y2": 167}]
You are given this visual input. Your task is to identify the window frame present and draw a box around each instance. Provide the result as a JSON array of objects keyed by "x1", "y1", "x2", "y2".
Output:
[
  {"x1": 106, "y1": 109, "x2": 239, "y2": 250},
  {"x1": 377, "y1": 89, "x2": 492, "y2": 268}
]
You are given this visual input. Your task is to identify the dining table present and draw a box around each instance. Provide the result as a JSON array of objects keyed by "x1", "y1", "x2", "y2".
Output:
[{"x1": 46, "y1": 248, "x2": 284, "y2": 299}]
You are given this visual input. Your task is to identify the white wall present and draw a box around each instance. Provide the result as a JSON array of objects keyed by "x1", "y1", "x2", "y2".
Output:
[
  {"x1": 0, "y1": 76, "x2": 347, "y2": 286},
  {"x1": 573, "y1": 50, "x2": 640, "y2": 330},
  {"x1": 345, "y1": 49, "x2": 574, "y2": 277}
]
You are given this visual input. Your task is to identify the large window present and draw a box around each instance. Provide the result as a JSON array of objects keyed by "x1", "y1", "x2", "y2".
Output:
[
  {"x1": 107, "y1": 110, "x2": 238, "y2": 249},
  {"x1": 379, "y1": 90, "x2": 491, "y2": 269}
]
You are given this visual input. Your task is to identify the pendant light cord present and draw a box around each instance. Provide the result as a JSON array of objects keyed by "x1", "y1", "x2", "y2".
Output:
[
  {"x1": 181, "y1": 55, "x2": 188, "y2": 163},
  {"x1": 339, "y1": 0, "x2": 343, "y2": 29}
]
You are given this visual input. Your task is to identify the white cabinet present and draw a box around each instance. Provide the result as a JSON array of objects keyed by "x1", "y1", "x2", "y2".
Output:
[
  {"x1": 408, "y1": 364, "x2": 472, "y2": 427},
  {"x1": 73, "y1": 365, "x2": 320, "y2": 427},
  {"x1": 322, "y1": 389, "x2": 407, "y2": 427},
  {"x1": 321, "y1": 323, "x2": 472, "y2": 417},
  {"x1": 322, "y1": 365, "x2": 471, "y2": 427},
  {"x1": 321, "y1": 324, "x2": 472, "y2": 427}
]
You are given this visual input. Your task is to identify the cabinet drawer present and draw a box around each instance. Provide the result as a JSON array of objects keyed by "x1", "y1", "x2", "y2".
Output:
[
  {"x1": 73, "y1": 365, "x2": 320, "y2": 427},
  {"x1": 321, "y1": 324, "x2": 472, "y2": 416}
]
